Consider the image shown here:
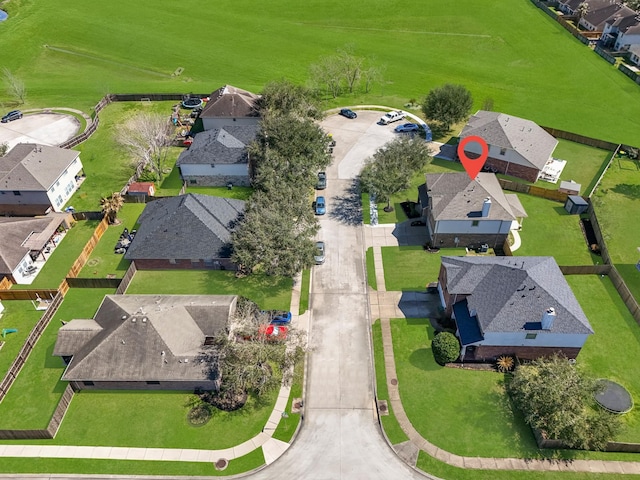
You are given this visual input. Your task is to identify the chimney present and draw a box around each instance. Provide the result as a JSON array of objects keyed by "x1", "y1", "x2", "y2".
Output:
[
  {"x1": 541, "y1": 307, "x2": 556, "y2": 330},
  {"x1": 482, "y1": 197, "x2": 491, "y2": 217}
]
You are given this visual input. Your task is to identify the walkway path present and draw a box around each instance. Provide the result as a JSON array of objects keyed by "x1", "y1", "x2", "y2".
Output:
[{"x1": 366, "y1": 222, "x2": 640, "y2": 475}]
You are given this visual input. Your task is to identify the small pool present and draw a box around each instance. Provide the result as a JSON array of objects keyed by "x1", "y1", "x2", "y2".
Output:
[{"x1": 0, "y1": 10, "x2": 7, "y2": 21}]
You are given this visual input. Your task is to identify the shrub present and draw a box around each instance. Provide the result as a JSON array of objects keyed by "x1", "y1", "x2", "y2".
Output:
[
  {"x1": 496, "y1": 355, "x2": 515, "y2": 373},
  {"x1": 432, "y1": 331, "x2": 460, "y2": 365}
]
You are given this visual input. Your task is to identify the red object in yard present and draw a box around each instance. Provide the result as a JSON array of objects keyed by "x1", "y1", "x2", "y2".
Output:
[
  {"x1": 183, "y1": 138, "x2": 193, "y2": 146},
  {"x1": 258, "y1": 324, "x2": 288, "y2": 341}
]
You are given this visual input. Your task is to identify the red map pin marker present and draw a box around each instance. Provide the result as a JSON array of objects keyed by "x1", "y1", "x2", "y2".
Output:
[{"x1": 458, "y1": 136, "x2": 489, "y2": 180}]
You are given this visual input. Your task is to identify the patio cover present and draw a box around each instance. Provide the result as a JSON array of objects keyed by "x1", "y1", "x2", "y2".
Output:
[{"x1": 22, "y1": 213, "x2": 68, "y2": 250}]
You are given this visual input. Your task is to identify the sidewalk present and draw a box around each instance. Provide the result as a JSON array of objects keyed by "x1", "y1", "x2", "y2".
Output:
[
  {"x1": 367, "y1": 223, "x2": 640, "y2": 475},
  {"x1": 0, "y1": 275, "x2": 306, "y2": 467}
]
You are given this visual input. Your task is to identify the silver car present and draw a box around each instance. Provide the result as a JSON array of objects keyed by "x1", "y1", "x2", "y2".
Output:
[{"x1": 314, "y1": 241, "x2": 325, "y2": 265}]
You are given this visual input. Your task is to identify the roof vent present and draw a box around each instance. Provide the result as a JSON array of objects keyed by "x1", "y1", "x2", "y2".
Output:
[
  {"x1": 121, "y1": 340, "x2": 126, "y2": 345},
  {"x1": 142, "y1": 317, "x2": 147, "y2": 323},
  {"x1": 132, "y1": 318, "x2": 136, "y2": 323},
  {"x1": 121, "y1": 315, "x2": 127, "y2": 320}
]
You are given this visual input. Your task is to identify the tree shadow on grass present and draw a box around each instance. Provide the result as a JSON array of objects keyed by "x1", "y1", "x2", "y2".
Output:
[
  {"x1": 408, "y1": 347, "x2": 441, "y2": 372},
  {"x1": 611, "y1": 183, "x2": 640, "y2": 200},
  {"x1": 329, "y1": 178, "x2": 362, "y2": 226}
]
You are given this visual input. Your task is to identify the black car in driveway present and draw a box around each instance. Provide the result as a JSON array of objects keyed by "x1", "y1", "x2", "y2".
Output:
[
  {"x1": 339, "y1": 108, "x2": 357, "y2": 119},
  {"x1": 1, "y1": 110, "x2": 22, "y2": 123}
]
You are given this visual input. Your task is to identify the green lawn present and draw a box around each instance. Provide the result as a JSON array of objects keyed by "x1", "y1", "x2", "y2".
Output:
[
  {"x1": 591, "y1": 156, "x2": 640, "y2": 301},
  {"x1": 0, "y1": 449, "x2": 264, "y2": 476},
  {"x1": 0, "y1": 388, "x2": 276, "y2": 450},
  {"x1": 366, "y1": 247, "x2": 377, "y2": 290},
  {"x1": 514, "y1": 194, "x2": 599, "y2": 265},
  {"x1": 3, "y1": 0, "x2": 640, "y2": 146},
  {"x1": 187, "y1": 185, "x2": 254, "y2": 200},
  {"x1": 372, "y1": 320, "x2": 409, "y2": 444},
  {"x1": 79, "y1": 203, "x2": 145, "y2": 278},
  {"x1": 0, "y1": 288, "x2": 114, "y2": 429},
  {"x1": 12, "y1": 220, "x2": 101, "y2": 290},
  {"x1": 0, "y1": 301, "x2": 45, "y2": 379},
  {"x1": 381, "y1": 247, "x2": 466, "y2": 291},
  {"x1": 127, "y1": 270, "x2": 292, "y2": 311},
  {"x1": 299, "y1": 269, "x2": 311, "y2": 315},
  {"x1": 272, "y1": 360, "x2": 304, "y2": 442},
  {"x1": 567, "y1": 275, "x2": 640, "y2": 443}
]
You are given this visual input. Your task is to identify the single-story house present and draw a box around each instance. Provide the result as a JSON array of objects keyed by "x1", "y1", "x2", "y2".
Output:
[
  {"x1": 53, "y1": 294, "x2": 237, "y2": 391},
  {"x1": 127, "y1": 182, "x2": 155, "y2": 197},
  {"x1": 0, "y1": 144, "x2": 84, "y2": 216},
  {"x1": 124, "y1": 193, "x2": 244, "y2": 270},
  {"x1": 438, "y1": 256, "x2": 594, "y2": 361},
  {"x1": 176, "y1": 125, "x2": 259, "y2": 187},
  {"x1": 199, "y1": 85, "x2": 260, "y2": 131},
  {"x1": 0, "y1": 212, "x2": 73, "y2": 284},
  {"x1": 459, "y1": 111, "x2": 558, "y2": 183},
  {"x1": 417, "y1": 172, "x2": 527, "y2": 248}
]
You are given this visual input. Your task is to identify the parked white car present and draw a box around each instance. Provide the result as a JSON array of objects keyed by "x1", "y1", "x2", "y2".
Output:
[{"x1": 379, "y1": 110, "x2": 405, "y2": 125}]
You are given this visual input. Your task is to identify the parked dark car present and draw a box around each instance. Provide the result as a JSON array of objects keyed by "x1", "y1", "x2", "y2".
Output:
[
  {"x1": 1, "y1": 110, "x2": 22, "y2": 123},
  {"x1": 316, "y1": 171, "x2": 327, "y2": 190},
  {"x1": 339, "y1": 108, "x2": 357, "y2": 119}
]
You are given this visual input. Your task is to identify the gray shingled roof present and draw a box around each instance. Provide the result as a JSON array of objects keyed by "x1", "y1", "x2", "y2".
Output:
[
  {"x1": 424, "y1": 172, "x2": 526, "y2": 222},
  {"x1": 176, "y1": 125, "x2": 258, "y2": 166},
  {"x1": 584, "y1": 0, "x2": 626, "y2": 29},
  {"x1": 442, "y1": 256, "x2": 593, "y2": 335},
  {"x1": 0, "y1": 144, "x2": 80, "y2": 191},
  {"x1": 54, "y1": 295, "x2": 237, "y2": 382},
  {"x1": 0, "y1": 213, "x2": 68, "y2": 274},
  {"x1": 200, "y1": 85, "x2": 260, "y2": 119},
  {"x1": 124, "y1": 193, "x2": 244, "y2": 261},
  {"x1": 606, "y1": 6, "x2": 640, "y2": 32},
  {"x1": 460, "y1": 111, "x2": 558, "y2": 170}
]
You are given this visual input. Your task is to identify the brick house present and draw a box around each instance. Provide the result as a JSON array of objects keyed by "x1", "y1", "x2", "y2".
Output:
[
  {"x1": 438, "y1": 256, "x2": 593, "y2": 362},
  {"x1": 459, "y1": 111, "x2": 558, "y2": 183},
  {"x1": 176, "y1": 125, "x2": 258, "y2": 187},
  {"x1": 417, "y1": 172, "x2": 527, "y2": 248},
  {"x1": 124, "y1": 193, "x2": 244, "y2": 270},
  {"x1": 53, "y1": 295, "x2": 237, "y2": 391},
  {"x1": 0, "y1": 144, "x2": 84, "y2": 216}
]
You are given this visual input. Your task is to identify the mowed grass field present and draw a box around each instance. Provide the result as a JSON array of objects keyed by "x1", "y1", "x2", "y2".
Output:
[{"x1": 2, "y1": 0, "x2": 640, "y2": 146}]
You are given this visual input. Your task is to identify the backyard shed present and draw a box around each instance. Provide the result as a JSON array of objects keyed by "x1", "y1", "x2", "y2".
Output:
[
  {"x1": 564, "y1": 195, "x2": 589, "y2": 215},
  {"x1": 559, "y1": 180, "x2": 581, "y2": 195}
]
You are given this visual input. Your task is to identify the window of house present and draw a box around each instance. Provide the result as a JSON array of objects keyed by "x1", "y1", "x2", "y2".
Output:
[
  {"x1": 525, "y1": 333, "x2": 537, "y2": 340},
  {"x1": 500, "y1": 148, "x2": 506, "y2": 155},
  {"x1": 83, "y1": 381, "x2": 95, "y2": 386},
  {"x1": 169, "y1": 259, "x2": 177, "y2": 264},
  {"x1": 13, "y1": 191, "x2": 21, "y2": 196},
  {"x1": 146, "y1": 381, "x2": 160, "y2": 385},
  {"x1": 471, "y1": 220, "x2": 479, "y2": 227},
  {"x1": 204, "y1": 336, "x2": 215, "y2": 346},
  {"x1": 189, "y1": 179, "x2": 197, "y2": 185}
]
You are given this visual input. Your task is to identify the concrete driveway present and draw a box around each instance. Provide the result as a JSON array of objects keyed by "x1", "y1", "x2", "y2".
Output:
[
  {"x1": 249, "y1": 111, "x2": 429, "y2": 479},
  {"x1": 0, "y1": 113, "x2": 79, "y2": 149}
]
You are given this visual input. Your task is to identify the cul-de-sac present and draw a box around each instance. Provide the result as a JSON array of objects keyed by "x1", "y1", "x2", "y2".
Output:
[{"x1": 1, "y1": 1, "x2": 640, "y2": 479}]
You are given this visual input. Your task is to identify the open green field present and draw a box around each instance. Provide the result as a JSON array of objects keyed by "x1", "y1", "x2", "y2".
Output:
[
  {"x1": 381, "y1": 246, "x2": 466, "y2": 291},
  {"x1": 592, "y1": 156, "x2": 640, "y2": 300},
  {"x1": 0, "y1": 288, "x2": 114, "y2": 429},
  {"x1": 12, "y1": 220, "x2": 101, "y2": 290},
  {"x1": 79, "y1": 203, "x2": 145, "y2": 278},
  {"x1": 127, "y1": 270, "x2": 292, "y2": 311},
  {"x1": 514, "y1": 194, "x2": 599, "y2": 265},
  {"x1": 391, "y1": 275, "x2": 640, "y2": 460},
  {"x1": 3, "y1": 0, "x2": 640, "y2": 147},
  {"x1": 0, "y1": 301, "x2": 44, "y2": 379}
]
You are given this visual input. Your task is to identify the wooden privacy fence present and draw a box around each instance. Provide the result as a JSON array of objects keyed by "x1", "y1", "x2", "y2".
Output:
[
  {"x1": 66, "y1": 216, "x2": 109, "y2": 279},
  {"x1": 0, "y1": 290, "x2": 57, "y2": 301},
  {"x1": 0, "y1": 292, "x2": 64, "y2": 402},
  {"x1": 65, "y1": 278, "x2": 121, "y2": 289},
  {"x1": 0, "y1": 384, "x2": 75, "y2": 440},
  {"x1": 0, "y1": 277, "x2": 12, "y2": 290},
  {"x1": 540, "y1": 126, "x2": 621, "y2": 151},
  {"x1": 497, "y1": 179, "x2": 569, "y2": 202},
  {"x1": 116, "y1": 261, "x2": 137, "y2": 295}
]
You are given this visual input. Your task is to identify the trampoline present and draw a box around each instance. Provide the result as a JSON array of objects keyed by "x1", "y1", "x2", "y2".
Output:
[
  {"x1": 595, "y1": 379, "x2": 633, "y2": 414},
  {"x1": 0, "y1": 10, "x2": 7, "y2": 21},
  {"x1": 182, "y1": 97, "x2": 203, "y2": 109}
]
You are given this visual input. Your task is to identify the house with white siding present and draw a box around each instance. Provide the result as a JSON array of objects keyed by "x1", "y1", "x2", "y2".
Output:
[
  {"x1": 199, "y1": 85, "x2": 260, "y2": 131},
  {"x1": 438, "y1": 256, "x2": 594, "y2": 362}
]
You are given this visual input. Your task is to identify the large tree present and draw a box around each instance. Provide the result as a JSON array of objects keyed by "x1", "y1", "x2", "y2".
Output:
[
  {"x1": 258, "y1": 79, "x2": 323, "y2": 120},
  {"x1": 2, "y1": 68, "x2": 26, "y2": 105},
  {"x1": 116, "y1": 112, "x2": 173, "y2": 181},
  {"x1": 508, "y1": 354, "x2": 621, "y2": 450},
  {"x1": 359, "y1": 136, "x2": 432, "y2": 212},
  {"x1": 422, "y1": 84, "x2": 473, "y2": 130}
]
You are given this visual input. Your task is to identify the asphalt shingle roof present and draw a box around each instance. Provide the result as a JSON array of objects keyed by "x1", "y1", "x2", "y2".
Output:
[
  {"x1": 442, "y1": 256, "x2": 593, "y2": 336},
  {"x1": 124, "y1": 193, "x2": 244, "y2": 261},
  {"x1": 200, "y1": 85, "x2": 260, "y2": 119},
  {"x1": 0, "y1": 144, "x2": 80, "y2": 191},
  {"x1": 460, "y1": 111, "x2": 558, "y2": 170},
  {"x1": 176, "y1": 125, "x2": 258, "y2": 166},
  {"x1": 424, "y1": 172, "x2": 526, "y2": 222},
  {"x1": 54, "y1": 295, "x2": 237, "y2": 382}
]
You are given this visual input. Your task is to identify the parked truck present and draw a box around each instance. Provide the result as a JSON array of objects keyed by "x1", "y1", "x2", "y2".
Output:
[{"x1": 379, "y1": 110, "x2": 405, "y2": 125}]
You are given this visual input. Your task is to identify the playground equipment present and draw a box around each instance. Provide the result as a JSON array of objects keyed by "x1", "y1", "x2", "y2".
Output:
[{"x1": 1, "y1": 328, "x2": 17, "y2": 338}]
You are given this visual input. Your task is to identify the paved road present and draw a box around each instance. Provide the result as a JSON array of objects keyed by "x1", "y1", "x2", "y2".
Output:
[{"x1": 249, "y1": 112, "x2": 425, "y2": 479}]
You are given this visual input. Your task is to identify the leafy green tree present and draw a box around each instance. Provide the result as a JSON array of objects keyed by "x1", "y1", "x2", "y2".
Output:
[
  {"x1": 422, "y1": 84, "x2": 473, "y2": 130},
  {"x1": 0, "y1": 142, "x2": 8, "y2": 157},
  {"x1": 575, "y1": 2, "x2": 590, "y2": 28},
  {"x1": 508, "y1": 354, "x2": 621, "y2": 450},
  {"x1": 432, "y1": 332, "x2": 460, "y2": 365},
  {"x1": 258, "y1": 79, "x2": 324, "y2": 120},
  {"x1": 359, "y1": 136, "x2": 431, "y2": 212}
]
